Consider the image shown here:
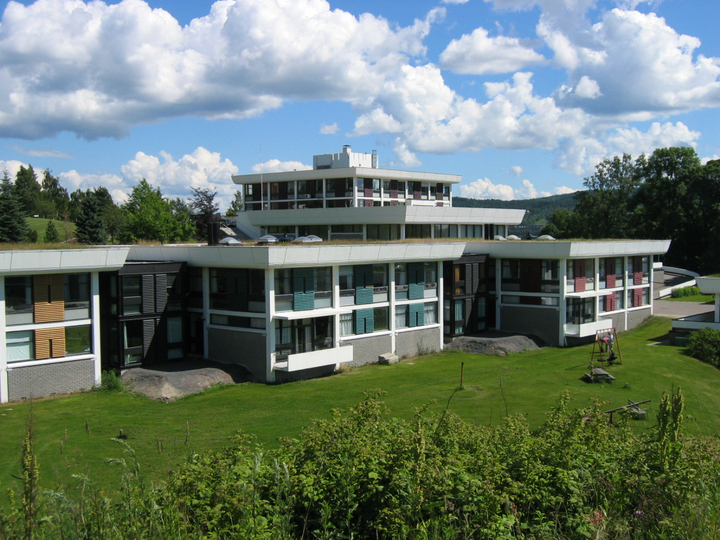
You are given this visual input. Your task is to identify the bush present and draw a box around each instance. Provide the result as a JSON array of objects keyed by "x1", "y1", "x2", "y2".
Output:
[
  {"x1": 100, "y1": 370, "x2": 123, "y2": 391},
  {"x1": 687, "y1": 327, "x2": 720, "y2": 369},
  {"x1": 672, "y1": 286, "x2": 702, "y2": 298}
]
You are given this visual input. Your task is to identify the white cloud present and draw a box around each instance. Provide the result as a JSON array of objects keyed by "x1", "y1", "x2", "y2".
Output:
[
  {"x1": 553, "y1": 185, "x2": 577, "y2": 195},
  {"x1": 9, "y1": 146, "x2": 74, "y2": 158},
  {"x1": 0, "y1": 0, "x2": 442, "y2": 139},
  {"x1": 459, "y1": 176, "x2": 542, "y2": 200},
  {"x1": 443, "y1": 0, "x2": 470, "y2": 4},
  {"x1": 545, "y1": 9, "x2": 720, "y2": 116},
  {"x1": 320, "y1": 123, "x2": 339, "y2": 134},
  {"x1": 392, "y1": 138, "x2": 422, "y2": 167},
  {"x1": 59, "y1": 170, "x2": 127, "y2": 203},
  {"x1": 574, "y1": 76, "x2": 601, "y2": 99},
  {"x1": 510, "y1": 165, "x2": 523, "y2": 177},
  {"x1": 0, "y1": 160, "x2": 27, "y2": 180},
  {"x1": 251, "y1": 160, "x2": 312, "y2": 173},
  {"x1": 555, "y1": 121, "x2": 701, "y2": 175},
  {"x1": 440, "y1": 27, "x2": 545, "y2": 75}
]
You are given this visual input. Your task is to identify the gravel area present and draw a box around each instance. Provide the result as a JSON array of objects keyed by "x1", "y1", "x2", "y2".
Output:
[{"x1": 120, "y1": 361, "x2": 250, "y2": 402}]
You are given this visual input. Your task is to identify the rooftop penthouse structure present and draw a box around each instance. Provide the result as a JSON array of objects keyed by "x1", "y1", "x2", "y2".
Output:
[{"x1": 232, "y1": 146, "x2": 525, "y2": 241}]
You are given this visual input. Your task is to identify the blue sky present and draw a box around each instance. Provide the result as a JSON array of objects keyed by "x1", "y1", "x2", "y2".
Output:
[{"x1": 0, "y1": 0, "x2": 718, "y2": 211}]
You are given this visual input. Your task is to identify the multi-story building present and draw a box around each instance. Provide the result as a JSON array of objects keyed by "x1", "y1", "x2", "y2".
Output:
[{"x1": 0, "y1": 148, "x2": 672, "y2": 402}]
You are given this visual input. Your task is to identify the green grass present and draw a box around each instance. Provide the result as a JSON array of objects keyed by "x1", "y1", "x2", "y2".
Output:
[
  {"x1": 2, "y1": 316, "x2": 720, "y2": 499},
  {"x1": 27, "y1": 217, "x2": 76, "y2": 243}
]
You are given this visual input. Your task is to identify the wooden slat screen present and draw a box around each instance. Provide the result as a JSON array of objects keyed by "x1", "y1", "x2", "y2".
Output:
[
  {"x1": 34, "y1": 274, "x2": 64, "y2": 323},
  {"x1": 35, "y1": 327, "x2": 65, "y2": 359}
]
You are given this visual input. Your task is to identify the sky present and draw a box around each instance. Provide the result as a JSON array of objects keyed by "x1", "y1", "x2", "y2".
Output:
[{"x1": 0, "y1": 0, "x2": 718, "y2": 212}]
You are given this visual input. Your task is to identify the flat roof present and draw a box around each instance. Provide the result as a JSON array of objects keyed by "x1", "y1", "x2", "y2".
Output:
[
  {"x1": 128, "y1": 242, "x2": 467, "y2": 268},
  {"x1": 0, "y1": 247, "x2": 130, "y2": 275},
  {"x1": 243, "y1": 206, "x2": 526, "y2": 227},
  {"x1": 465, "y1": 239, "x2": 672, "y2": 258},
  {"x1": 232, "y1": 166, "x2": 462, "y2": 185}
]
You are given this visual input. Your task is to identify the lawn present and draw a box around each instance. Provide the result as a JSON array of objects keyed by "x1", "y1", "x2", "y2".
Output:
[{"x1": 2, "y1": 316, "x2": 720, "y2": 499}]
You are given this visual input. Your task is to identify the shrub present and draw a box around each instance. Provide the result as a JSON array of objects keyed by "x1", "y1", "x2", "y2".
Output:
[
  {"x1": 100, "y1": 370, "x2": 123, "y2": 391},
  {"x1": 687, "y1": 327, "x2": 720, "y2": 369},
  {"x1": 672, "y1": 286, "x2": 702, "y2": 298}
]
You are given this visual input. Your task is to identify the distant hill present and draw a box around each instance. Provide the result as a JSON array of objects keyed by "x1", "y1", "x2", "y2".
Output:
[{"x1": 453, "y1": 192, "x2": 578, "y2": 235}]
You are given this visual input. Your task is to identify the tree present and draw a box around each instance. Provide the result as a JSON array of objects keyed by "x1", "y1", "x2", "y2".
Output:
[
  {"x1": 573, "y1": 153, "x2": 643, "y2": 239},
  {"x1": 75, "y1": 195, "x2": 107, "y2": 245},
  {"x1": 540, "y1": 208, "x2": 583, "y2": 239},
  {"x1": 119, "y1": 179, "x2": 195, "y2": 243},
  {"x1": 43, "y1": 220, "x2": 59, "y2": 243},
  {"x1": 0, "y1": 172, "x2": 30, "y2": 243},
  {"x1": 14, "y1": 165, "x2": 41, "y2": 217},
  {"x1": 226, "y1": 190, "x2": 244, "y2": 216},
  {"x1": 631, "y1": 147, "x2": 702, "y2": 269},
  {"x1": 38, "y1": 169, "x2": 69, "y2": 219},
  {"x1": 190, "y1": 186, "x2": 219, "y2": 241}
]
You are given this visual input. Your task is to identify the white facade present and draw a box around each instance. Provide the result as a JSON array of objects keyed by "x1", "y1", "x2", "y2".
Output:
[{"x1": 0, "y1": 248, "x2": 130, "y2": 403}]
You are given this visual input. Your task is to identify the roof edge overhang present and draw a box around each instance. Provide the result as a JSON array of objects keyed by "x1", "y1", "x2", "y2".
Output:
[{"x1": 0, "y1": 247, "x2": 130, "y2": 275}]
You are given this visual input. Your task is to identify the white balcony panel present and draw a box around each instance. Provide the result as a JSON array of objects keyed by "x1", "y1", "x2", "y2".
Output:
[
  {"x1": 564, "y1": 319, "x2": 614, "y2": 338},
  {"x1": 276, "y1": 345, "x2": 353, "y2": 372}
]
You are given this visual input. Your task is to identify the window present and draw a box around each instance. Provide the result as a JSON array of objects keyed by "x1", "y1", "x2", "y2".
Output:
[
  {"x1": 454, "y1": 300, "x2": 465, "y2": 334},
  {"x1": 395, "y1": 263, "x2": 408, "y2": 300},
  {"x1": 395, "y1": 305, "x2": 408, "y2": 328},
  {"x1": 64, "y1": 273, "x2": 90, "y2": 320},
  {"x1": 5, "y1": 276, "x2": 33, "y2": 325},
  {"x1": 7, "y1": 331, "x2": 34, "y2": 362},
  {"x1": 373, "y1": 307, "x2": 389, "y2": 331},
  {"x1": 66, "y1": 325, "x2": 91, "y2": 355},
  {"x1": 187, "y1": 267, "x2": 203, "y2": 309},
  {"x1": 210, "y1": 314, "x2": 265, "y2": 329},
  {"x1": 566, "y1": 298, "x2": 594, "y2": 324},
  {"x1": 424, "y1": 302, "x2": 437, "y2": 324},
  {"x1": 340, "y1": 313, "x2": 354, "y2": 336},
  {"x1": 209, "y1": 268, "x2": 265, "y2": 312},
  {"x1": 122, "y1": 276, "x2": 142, "y2": 315},
  {"x1": 167, "y1": 317, "x2": 183, "y2": 344}
]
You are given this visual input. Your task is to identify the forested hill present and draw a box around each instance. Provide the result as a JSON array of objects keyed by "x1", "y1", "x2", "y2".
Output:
[{"x1": 453, "y1": 192, "x2": 577, "y2": 229}]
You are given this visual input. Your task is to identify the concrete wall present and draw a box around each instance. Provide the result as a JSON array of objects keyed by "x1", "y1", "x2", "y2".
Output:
[
  {"x1": 628, "y1": 307, "x2": 652, "y2": 329},
  {"x1": 207, "y1": 328, "x2": 267, "y2": 381},
  {"x1": 397, "y1": 327, "x2": 442, "y2": 358},
  {"x1": 345, "y1": 334, "x2": 393, "y2": 367},
  {"x1": 500, "y1": 306, "x2": 560, "y2": 346},
  {"x1": 600, "y1": 311, "x2": 626, "y2": 333},
  {"x1": 7, "y1": 359, "x2": 95, "y2": 402}
]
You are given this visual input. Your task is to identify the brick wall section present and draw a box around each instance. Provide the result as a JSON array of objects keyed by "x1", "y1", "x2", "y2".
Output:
[
  {"x1": 208, "y1": 328, "x2": 267, "y2": 381},
  {"x1": 7, "y1": 359, "x2": 95, "y2": 402},
  {"x1": 346, "y1": 334, "x2": 392, "y2": 367},
  {"x1": 397, "y1": 327, "x2": 441, "y2": 359}
]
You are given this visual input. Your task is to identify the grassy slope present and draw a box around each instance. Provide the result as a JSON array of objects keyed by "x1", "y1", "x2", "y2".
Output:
[
  {"x1": 2, "y1": 316, "x2": 719, "y2": 497},
  {"x1": 27, "y1": 217, "x2": 76, "y2": 243}
]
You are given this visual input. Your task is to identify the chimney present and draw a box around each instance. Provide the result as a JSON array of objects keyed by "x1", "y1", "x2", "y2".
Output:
[{"x1": 343, "y1": 145, "x2": 351, "y2": 154}]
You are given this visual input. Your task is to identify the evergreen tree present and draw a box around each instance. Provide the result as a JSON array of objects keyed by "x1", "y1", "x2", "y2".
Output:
[
  {"x1": 44, "y1": 220, "x2": 59, "y2": 243},
  {"x1": 0, "y1": 172, "x2": 30, "y2": 243},
  {"x1": 75, "y1": 194, "x2": 107, "y2": 245},
  {"x1": 14, "y1": 165, "x2": 41, "y2": 217}
]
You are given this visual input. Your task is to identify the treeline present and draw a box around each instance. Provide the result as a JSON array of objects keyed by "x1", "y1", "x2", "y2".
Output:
[
  {"x1": 542, "y1": 147, "x2": 719, "y2": 274},
  {"x1": 454, "y1": 193, "x2": 576, "y2": 227},
  {"x1": 0, "y1": 165, "x2": 245, "y2": 245},
  {"x1": 2, "y1": 390, "x2": 719, "y2": 539}
]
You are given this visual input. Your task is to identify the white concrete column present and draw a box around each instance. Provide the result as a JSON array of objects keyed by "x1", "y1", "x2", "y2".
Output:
[
  {"x1": 265, "y1": 268, "x2": 275, "y2": 383},
  {"x1": 437, "y1": 260, "x2": 444, "y2": 351},
  {"x1": 559, "y1": 258, "x2": 567, "y2": 346},
  {"x1": 0, "y1": 276, "x2": 7, "y2": 404},
  {"x1": 389, "y1": 263, "x2": 397, "y2": 353},
  {"x1": 91, "y1": 272, "x2": 102, "y2": 387},
  {"x1": 202, "y1": 267, "x2": 211, "y2": 359},
  {"x1": 715, "y1": 294, "x2": 719, "y2": 323},
  {"x1": 495, "y1": 258, "x2": 502, "y2": 330}
]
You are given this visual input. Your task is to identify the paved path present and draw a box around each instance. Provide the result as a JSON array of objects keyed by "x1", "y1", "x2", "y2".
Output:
[{"x1": 653, "y1": 299, "x2": 715, "y2": 319}]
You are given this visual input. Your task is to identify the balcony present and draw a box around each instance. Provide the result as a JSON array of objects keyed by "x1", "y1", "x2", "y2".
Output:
[
  {"x1": 564, "y1": 319, "x2": 614, "y2": 338},
  {"x1": 274, "y1": 345, "x2": 353, "y2": 372}
]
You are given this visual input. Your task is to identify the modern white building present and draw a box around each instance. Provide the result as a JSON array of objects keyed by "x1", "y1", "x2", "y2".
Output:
[{"x1": 0, "y1": 148, "x2": 673, "y2": 402}]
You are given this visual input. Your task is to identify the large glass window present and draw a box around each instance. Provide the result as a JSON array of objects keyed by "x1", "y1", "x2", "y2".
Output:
[
  {"x1": 66, "y1": 325, "x2": 91, "y2": 355},
  {"x1": 566, "y1": 298, "x2": 595, "y2": 325},
  {"x1": 5, "y1": 276, "x2": 33, "y2": 325},
  {"x1": 122, "y1": 276, "x2": 142, "y2": 315},
  {"x1": 168, "y1": 317, "x2": 183, "y2": 344},
  {"x1": 424, "y1": 302, "x2": 437, "y2": 324},
  {"x1": 373, "y1": 307, "x2": 389, "y2": 331},
  {"x1": 7, "y1": 330, "x2": 34, "y2": 362},
  {"x1": 64, "y1": 273, "x2": 90, "y2": 320},
  {"x1": 210, "y1": 268, "x2": 265, "y2": 312},
  {"x1": 395, "y1": 305, "x2": 408, "y2": 329}
]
